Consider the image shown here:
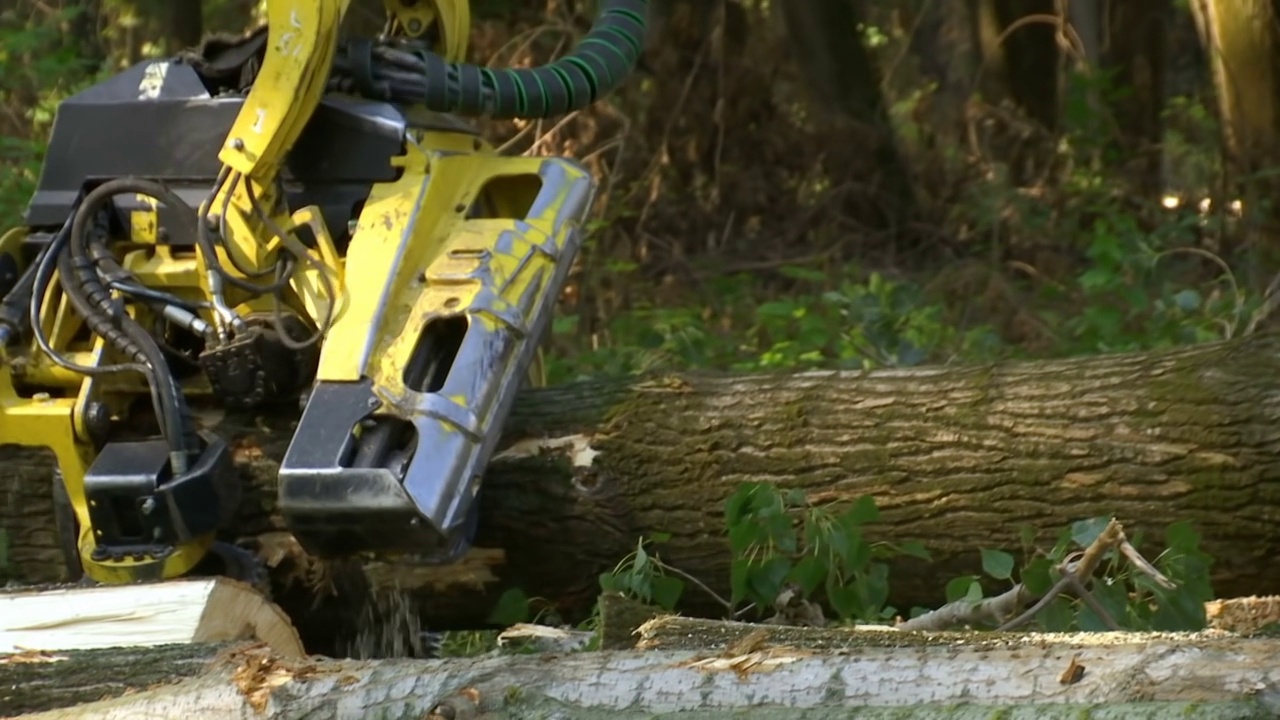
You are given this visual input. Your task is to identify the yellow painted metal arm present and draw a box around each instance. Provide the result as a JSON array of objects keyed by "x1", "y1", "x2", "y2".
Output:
[{"x1": 218, "y1": 0, "x2": 352, "y2": 181}]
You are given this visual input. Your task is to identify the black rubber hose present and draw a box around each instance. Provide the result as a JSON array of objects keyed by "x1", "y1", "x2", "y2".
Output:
[
  {"x1": 336, "y1": 0, "x2": 648, "y2": 118},
  {"x1": 0, "y1": 246, "x2": 42, "y2": 343},
  {"x1": 64, "y1": 179, "x2": 201, "y2": 457}
]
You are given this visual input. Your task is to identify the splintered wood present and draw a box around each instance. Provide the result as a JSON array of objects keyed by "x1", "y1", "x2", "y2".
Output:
[{"x1": 0, "y1": 577, "x2": 304, "y2": 657}]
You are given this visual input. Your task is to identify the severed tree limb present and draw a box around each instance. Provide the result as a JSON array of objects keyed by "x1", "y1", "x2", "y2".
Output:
[
  {"x1": 16, "y1": 633, "x2": 1280, "y2": 719},
  {"x1": 896, "y1": 518, "x2": 1171, "y2": 632}
]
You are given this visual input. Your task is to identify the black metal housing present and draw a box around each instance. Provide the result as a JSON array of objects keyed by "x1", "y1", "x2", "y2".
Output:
[
  {"x1": 23, "y1": 58, "x2": 407, "y2": 242},
  {"x1": 82, "y1": 430, "x2": 239, "y2": 561}
]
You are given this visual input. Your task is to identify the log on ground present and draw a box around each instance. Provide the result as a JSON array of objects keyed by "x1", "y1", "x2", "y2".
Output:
[
  {"x1": 0, "y1": 577, "x2": 304, "y2": 657},
  {"x1": 6, "y1": 334, "x2": 1280, "y2": 636},
  {"x1": 1, "y1": 642, "x2": 235, "y2": 717},
  {"x1": 13, "y1": 633, "x2": 1280, "y2": 719}
]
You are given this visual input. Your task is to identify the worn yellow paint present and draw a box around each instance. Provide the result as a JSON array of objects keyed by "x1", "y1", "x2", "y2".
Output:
[
  {"x1": 0, "y1": 0, "x2": 588, "y2": 586},
  {"x1": 384, "y1": 0, "x2": 469, "y2": 59},
  {"x1": 130, "y1": 193, "x2": 159, "y2": 243}
]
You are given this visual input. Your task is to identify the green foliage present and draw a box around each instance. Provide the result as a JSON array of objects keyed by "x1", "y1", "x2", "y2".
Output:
[
  {"x1": 598, "y1": 532, "x2": 686, "y2": 611},
  {"x1": 598, "y1": 485, "x2": 1214, "y2": 634},
  {"x1": 599, "y1": 485, "x2": 930, "y2": 625},
  {"x1": 722, "y1": 483, "x2": 928, "y2": 623},
  {"x1": 949, "y1": 516, "x2": 1215, "y2": 633},
  {"x1": 546, "y1": 267, "x2": 1010, "y2": 384}
]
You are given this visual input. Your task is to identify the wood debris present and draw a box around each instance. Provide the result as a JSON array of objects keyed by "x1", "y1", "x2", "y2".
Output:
[{"x1": 0, "y1": 649, "x2": 67, "y2": 665}]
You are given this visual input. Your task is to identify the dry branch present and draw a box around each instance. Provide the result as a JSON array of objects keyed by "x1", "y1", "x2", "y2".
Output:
[
  {"x1": 6, "y1": 333, "x2": 1280, "y2": 644},
  {"x1": 12, "y1": 631, "x2": 1280, "y2": 719}
]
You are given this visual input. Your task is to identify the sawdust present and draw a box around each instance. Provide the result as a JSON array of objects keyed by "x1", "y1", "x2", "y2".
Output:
[
  {"x1": 226, "y1": 643, "x2": 323, "y2": 713},
  {"x1": 1206, "y1": 595, "x2": 1280, "y2": 636},
  {"x1": 675, "y1": 648, "x2": 812, "y2": 680},
  {"x1": 343, "y1": 584, "x2": 427, "y2": 660}
]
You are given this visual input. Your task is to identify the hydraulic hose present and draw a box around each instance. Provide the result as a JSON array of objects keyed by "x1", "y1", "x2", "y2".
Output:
[
  {"x1": 61, "y1": 178, "x2": 202, "y2": 461},
  {"x1": 333, "y1": 0, "x2": 649, "y2": 118}
]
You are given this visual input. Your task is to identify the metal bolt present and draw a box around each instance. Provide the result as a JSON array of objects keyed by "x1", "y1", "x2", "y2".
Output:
[
  {"x1": 140, "y1": 497, "x2": 156, "y2": 515},
  {"x1": 230, "y1": 138, "x2": 245, "y2": 151},
  {"x1": 407, "y1": 19, "x2": 423, "y2": 33}
]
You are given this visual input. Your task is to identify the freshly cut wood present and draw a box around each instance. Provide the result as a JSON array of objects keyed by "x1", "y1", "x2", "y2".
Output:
[
  {"x1": 15, "y1": 632, "x2": 1280, "y2": 719},
  {"x1": 0, "y1": 577, "x2": 304, "y2": 657},
  {"x1": 1206, "y1": 595, "x2": 1280, "y2": 636},
  {"x1": 6, "y1": 334, "x2": 1280, "y2": 639}
]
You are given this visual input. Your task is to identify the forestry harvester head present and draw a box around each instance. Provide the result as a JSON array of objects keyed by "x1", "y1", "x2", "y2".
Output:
[{"x1": 0, "y1": 0, "x2": 647, "y2": 589}]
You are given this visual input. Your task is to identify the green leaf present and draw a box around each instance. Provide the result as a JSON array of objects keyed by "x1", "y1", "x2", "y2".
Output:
[
  {"x1": 648, "y1": 531, "x2": 673, "y2": 544},
  {"x1": 749, "y1": 557, "x2": 792, "y2": 604},
  {"x1": 845, "y1": 495, "x2": 881, "y2": 525},
  {"x1": 728, "y1": 520, "x2": 761, "y2": 554},
  {"x1": 896, "y1": 539, "x2": 932, "y2": 561},
  {"x1": 1071, "y1": 517, "x2": 1111, "y2": 548},
  {"x1": 785, "y1": 488, "x2": 809, "y2": 507},
  {"x1": 1021, "y1": 557, "x2": 1055, "y2": 596},
  {"x1": 858, "y1": 562, "x2": 892, "y2": 615},
  {"x1": 778, "y1": 265, "x2": 827, "y2": 283},
  {"x1": 649, "y1": 575, "x2": 685, "y2": 610},
  {"x1": 599, "y1": 572, "x2": 623, "y2": 593},
  {"x1": 945, "y1": 576, "x2": 979, "y2": 603},
  {"x1": 827, "y1": 581, "x2": 862, "y2": 620},
  {"x1": 634, "y1": 543, "x2": 650, "y2": 573},
  {"x1": 790, "y1": 555, "x2": 827, "y2": 595},
  {"x1": 1164, "y1": 520, "x2": 1202, "y2": 553},
  {"x1": 1037, "y1": 596, "x2": 1077, "y2": 632},
  {"x1": 487, "y1": 587, "x2": 531, "y2": 625},
  {"x1": 729, "y1": 559, "x2": 750, "y2": 607},
  {"x1": 725, "y1": 484, "x2": 757, "y2": 525},
  {"x1": 1173, "y1": 288, "x2": 1202, "y2": 311},
  {"x1": 965, "y1": 578, "x2": 985, "y2": 603},
  {"x1": 980, "y1": 548, "x2": 1016, "y2": 581}
]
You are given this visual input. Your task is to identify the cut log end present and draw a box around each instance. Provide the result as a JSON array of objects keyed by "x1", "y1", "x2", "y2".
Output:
[{"x1": 0, "y1": 576, "x2": 304, "y2": 657}]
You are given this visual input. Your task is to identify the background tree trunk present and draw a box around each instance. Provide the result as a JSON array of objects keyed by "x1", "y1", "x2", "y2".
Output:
[
  {"x1": 1189, "y1": 0, "x2": 1280, "y2": 262},
  {"x1": 975, "y1": 0, "x2": 1061, "y2": 131},
  {"x1": 162, "y1": 0, "x2": 204, "y2": 52},
  {"x1": 777, "y1": 0, "x2": 917, "y2": 227},
  {"x1": 6, "y1": 335, "x2": 1280, "y2": 649},
  {"x1": 1190, "y1": 0, "x2": 1279, "y2": 180},
  {"x1": 1101, "y1": 0, "x2": 1173, "y2": 197}
]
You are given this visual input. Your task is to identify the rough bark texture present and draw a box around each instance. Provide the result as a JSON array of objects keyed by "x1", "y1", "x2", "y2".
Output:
[
  {"x1": 13, "y1": 635, "x2": 1280, "y2": 719},
  {"x1": 1, "y1": 642, "x2": 231, "y2": 716},
  {"x1": 6, "y1": 335, "x2": 1280, "y2": 642}
]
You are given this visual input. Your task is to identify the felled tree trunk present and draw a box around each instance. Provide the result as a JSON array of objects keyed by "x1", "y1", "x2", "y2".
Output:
[
  {"x1": 11, "y1": 632, "x2": 1280, "y2": 718},
  {"x1": 6, "y1": 334, "x2": 1280, "y2": 646}
]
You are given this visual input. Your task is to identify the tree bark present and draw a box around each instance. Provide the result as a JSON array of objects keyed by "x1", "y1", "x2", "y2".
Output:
[
  {"x1": 10, "y1": 633, "x2": 1280, "y2": 719},
  {"x1": 7, "y1": 334, "x2": 1280, "y2": 647},
  {"x1": 1, "y1": 642, "x2": 235, "y2": 716}
]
